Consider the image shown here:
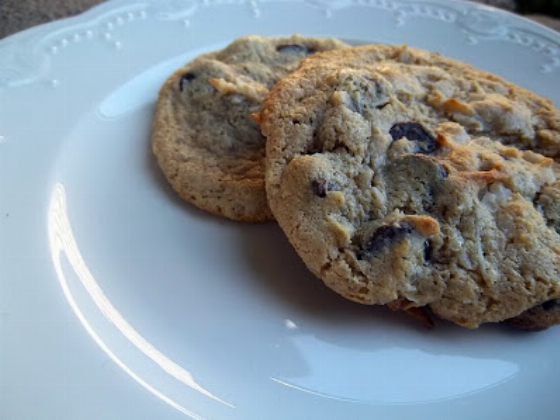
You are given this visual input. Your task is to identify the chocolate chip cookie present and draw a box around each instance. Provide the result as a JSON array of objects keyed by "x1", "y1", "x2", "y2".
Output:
[
  {"x1": 261, "y1": 44, "x2": 560, "y2": 328},
  {"x1": 151, "y1": 35, "x2": 348, "y2": 222}
]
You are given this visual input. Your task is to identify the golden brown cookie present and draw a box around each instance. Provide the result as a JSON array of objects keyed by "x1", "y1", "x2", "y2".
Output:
[
  {"x1": 261, "y1": 44, "x2": 560, "y2": 328},
  {"x1": 151, "y1": 35, "x2": 348, "y2": 222}
]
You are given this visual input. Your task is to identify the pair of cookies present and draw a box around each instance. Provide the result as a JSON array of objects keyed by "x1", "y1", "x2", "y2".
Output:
[{"x1": 152, "y1": 36, "x2": 560, "y2": 330}]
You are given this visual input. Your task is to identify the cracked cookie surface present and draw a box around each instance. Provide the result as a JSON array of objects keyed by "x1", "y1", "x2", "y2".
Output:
[
  {"x1": 151, "y1": 35, "x2": 348, "y2": 222},
  {"x1": 261, "y1": 44, "x2": 560, "y2": 328}
]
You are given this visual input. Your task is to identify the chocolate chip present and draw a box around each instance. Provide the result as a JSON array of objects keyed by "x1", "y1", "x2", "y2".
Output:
[
  {"x1": 364, "y1": 223, "x2": 413, "y2": 254},
  {"x1": 542, "y1": 300, "x2": 560, "y2": 311},
  {"x1": 390, "y1": 122, "x2": 437, "y2": 154},
  {"x1": 423, "y1": 240, "x2": 433, "y2": 265},
  {"x1": 276, "y1": 44, "x2": 312, "y2": 54},
  {"x1": 311, "y1": 179, "x2": 327, "y2": 197},
  {"x1": 179, "y1": 72, "x2": 196, "y2": 91}
]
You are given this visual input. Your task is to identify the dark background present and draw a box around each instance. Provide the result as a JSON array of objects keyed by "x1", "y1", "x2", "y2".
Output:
[{"x1": 0, "y1": 0, "x2": 559, "y2": 39}]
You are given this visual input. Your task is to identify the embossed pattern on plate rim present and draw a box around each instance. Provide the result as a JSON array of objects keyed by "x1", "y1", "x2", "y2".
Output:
[{"x1": 1, "y1": 0, "x2": 560, "y2": 88}]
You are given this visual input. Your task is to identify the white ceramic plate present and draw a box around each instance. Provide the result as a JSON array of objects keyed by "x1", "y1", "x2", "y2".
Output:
[{"x1": 1, "y1": 1, "x2": 560, "y2": 419}]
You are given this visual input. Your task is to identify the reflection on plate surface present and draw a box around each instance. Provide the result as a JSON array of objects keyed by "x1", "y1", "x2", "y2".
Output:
[
  {"x1": 48, "y1": 183, "x2": 233, "y2": 419},
  {"x1": 274, "y1": 338, "x2": 518, "y2": 403}
]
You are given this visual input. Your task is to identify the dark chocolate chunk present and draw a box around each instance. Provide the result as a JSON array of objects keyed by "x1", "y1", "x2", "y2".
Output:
[
  {"x1": 179, "y1": 72, "x2": 196, "y2": 91},
  {"x1": 390, "y1": 122, "x2": 437, "y2": 154},
  {"x1": 311, "y1": 179, "x2": 327, "y2": 198},
  {"x1": 423, "y1": 240, "x2": 433, "y2": 265},
  {"x1": 543, "y1": 299, "x2": 560, "y2": 311},
  {"x1": 276, "y1": 44, "x2": 312, "y2": 54},
  {"x1": 364, "y1": 222, "x2": 413, "y2": 254}
]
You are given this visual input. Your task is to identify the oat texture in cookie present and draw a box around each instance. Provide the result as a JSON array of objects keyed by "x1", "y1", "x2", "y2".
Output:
[
  {"x1": 261, "y1": 44, "x2": 560, "y2": 328},
  {"x1": 151, "y1": 35, "x2": 348, "y2": 222}
]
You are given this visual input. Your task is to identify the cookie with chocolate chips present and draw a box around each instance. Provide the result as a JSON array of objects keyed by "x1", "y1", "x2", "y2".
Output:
[
  {"x1": 151, "y1": 35, "x2": 348, "y2": 222},
  {"x1": 260, "y1": 44, "x2": 560, "y2": 328}
]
